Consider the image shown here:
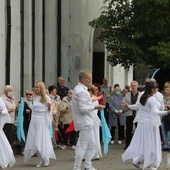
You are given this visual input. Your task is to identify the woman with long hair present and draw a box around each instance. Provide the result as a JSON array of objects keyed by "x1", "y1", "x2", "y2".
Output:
[
  {"x1": 24, "y1": 81, "x2": 56, "y2": 167},
  {"x1": 88, "y1": 84, "x2": 102, "y2": 159},
  {"x1": 122, "y1": 81, "x2": 170, "y2": 170}
]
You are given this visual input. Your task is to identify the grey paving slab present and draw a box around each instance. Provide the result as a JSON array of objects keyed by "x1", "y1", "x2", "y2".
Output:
[{"x1": 6, "y1": 143, "x2": 170, "y2": 170}]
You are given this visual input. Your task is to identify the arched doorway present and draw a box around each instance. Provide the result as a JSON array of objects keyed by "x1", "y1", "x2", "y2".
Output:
[{"x1": 92, "y1": 27, "x2": 105, "y2": 85}]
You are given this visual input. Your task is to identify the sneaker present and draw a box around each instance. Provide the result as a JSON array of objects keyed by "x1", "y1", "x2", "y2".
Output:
[
  {"x1": 72, "y1": 145, "x2": 76, "y2": 150},
  {"x1": 43, "y1": 161, "x2": 49, "y2": 167},
  {"x1": 61, "y1": 145, "x2": 67, "y2": 150},
  {"x1": 133, "y1": 162, "x2": 142, "y2": 169},
  {"x1": 118, "y1": 140, "x2": 122, "y2": 144},
  {"x1": 110, "y1": 140, "x2": 114, "y2": 144},
  {"x1": 36, "y1": 161, "x2": 44, "y2": 168}
]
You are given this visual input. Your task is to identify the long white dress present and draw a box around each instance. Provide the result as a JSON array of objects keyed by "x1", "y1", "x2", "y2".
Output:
[
  {"x1": 24, "y1": 95, "x2": 56, "y2": 163},
  {"x1": 122, "y1": 96, "x2": 167, "y2": 169},
  {"x1": 91, "y1": 100, "x2": 102, "y2": 159},
  {"x1": 0, "y1": 97, "x2": 16, "y2": 169}
]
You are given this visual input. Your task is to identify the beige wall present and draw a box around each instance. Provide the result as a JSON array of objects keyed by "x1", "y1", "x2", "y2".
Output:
[{"x1": 0, "y1": 0, "x2": 133, "y2": 102}]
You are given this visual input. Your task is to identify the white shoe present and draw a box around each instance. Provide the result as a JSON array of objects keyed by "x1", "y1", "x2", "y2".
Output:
[
  {"x1": 92, "y1": 155, "x2": 100, "y2": 160},
  {"x1": 110, "y1": 140, "x2": 114, "y2": 144},
  {"x1": 36, "y1": 161, "x2": 44, "y2": 168},
  {"x1": 91, "y1": 167, "x2": 97, "y2": 170},
  {"x1": 118, "y1": 140, "x2": 122, "y2": 144},
  {"x1": 61, "y1": 145, "x2": 67, "y2": 150},
  {"x1": 145, "y1": 168, "x2": 157, "y2": 170},
  {"x1": 43, "y1": 161, "x2": 49, "y2": 167}
]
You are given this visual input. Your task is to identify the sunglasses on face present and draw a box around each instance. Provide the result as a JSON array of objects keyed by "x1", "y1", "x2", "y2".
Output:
[{"x1": 26, "y1": 93, "x2": 32, "y2": 96}]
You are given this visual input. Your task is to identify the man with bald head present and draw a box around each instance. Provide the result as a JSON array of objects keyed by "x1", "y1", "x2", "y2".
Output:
[{"x1": 57, "y1": 76, "x2": 69, "y2": 100}]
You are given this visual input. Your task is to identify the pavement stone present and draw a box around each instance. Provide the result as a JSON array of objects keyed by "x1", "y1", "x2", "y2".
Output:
[{"x1": 5, "y1": 142, "x2": 170, "y2": 170}]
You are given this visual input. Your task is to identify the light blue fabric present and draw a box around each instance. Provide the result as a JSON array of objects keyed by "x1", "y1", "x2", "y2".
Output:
[
  {"x1": 100, "y1": 109, "x2": 111, "y2": 155},
  {"x1": 48, "y1": 124, "x2": 53, "y2": 138},
  {"x1": 151, "y1": 68, "x2": 160, "y2": 78},
  {"x1": 17, "y1": 97, "x2": 25, "y2": 142}
]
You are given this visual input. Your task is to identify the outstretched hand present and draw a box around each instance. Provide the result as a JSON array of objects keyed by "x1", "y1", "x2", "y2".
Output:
[{"x1": 122, "y1": 102, "x2": 129, "y2": 108}]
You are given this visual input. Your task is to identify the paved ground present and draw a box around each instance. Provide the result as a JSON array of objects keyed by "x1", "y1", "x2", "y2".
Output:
[{"x1": 6, "y1": 141, "x2": 170, "y2": 170}]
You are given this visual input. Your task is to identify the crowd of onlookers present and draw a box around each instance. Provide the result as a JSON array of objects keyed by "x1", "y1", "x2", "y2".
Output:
[
  {"x1": 1, "y1": 77, "x2": 170, "y2": 151},
  {"x1": 1, "y1": 77, "x2": 170, "y2": 157}
]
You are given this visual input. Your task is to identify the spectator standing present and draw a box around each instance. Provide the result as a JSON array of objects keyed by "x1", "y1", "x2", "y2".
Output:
[
  {"x1": 1, "y1": 85, "x2": 17, "y2": 147},
  {"x1": 48, "y1": 85, "x2": 62, "y2": 145},
  {"x1": 19, "y1": 89, "x2": 33, "y2": 154},
  {"x1": 109, "y1": 86, "x2": 125, "y2": 145},
  {"x1": 48, "y1": 85, "x2": 61, "y2": 147},
  {"x1": 161, "y1": 87, "x2": 170, "y2": 151},
  {"x1": 71, "y1": 69, "x2": 104, "y2": 170},
  {"x1": 100, "y1": 78, "x2": 111, "y2": 124},
  {"x1": 24, "y1": 81, "x2": 56, "y2": 167},
  {"x1": 93, "y1": 83, "x2": 105, "y2": 105},
  {"x1": 57, "y1": 76, "x2": 69, "y2": 100},
  {"x1": 60, "y1": 89, "x2": 76, "y2": 150},
  {"x1": 122, "y1": 85, "x2": 130, "y2": 97},
  {"x1": 1, "y1": 85, "x2": 16, "y2": 124},
  {"x1": 123, "y1": 81, "x2": 140, "y2": 149}
]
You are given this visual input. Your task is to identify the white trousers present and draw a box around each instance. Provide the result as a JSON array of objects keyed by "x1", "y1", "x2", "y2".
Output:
[{"x1": 73, "y1": 126, "x2": 94, "y2": 170}]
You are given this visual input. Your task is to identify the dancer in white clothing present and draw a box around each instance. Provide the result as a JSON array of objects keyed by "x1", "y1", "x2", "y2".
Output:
[
  {"x1": 122, "y1": 81, "x2": 170, "y2": 170},
  {"x1": 0, "y1": 97, "x2": 16, "y2": 169},
  {"x1": 87, "y1": 84, "x2": 102, "y2": 159},
  {"x1": 71, "y1": 69, "x2": 104, "y2": 170},
  {"x1": 24, "y1": 81, "x2": 56, "y2": 167}
]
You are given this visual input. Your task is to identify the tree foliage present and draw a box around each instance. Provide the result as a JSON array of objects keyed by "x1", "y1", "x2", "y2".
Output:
[{"x1": 89, "y1": 0, "x2": 170, "y2": 69}]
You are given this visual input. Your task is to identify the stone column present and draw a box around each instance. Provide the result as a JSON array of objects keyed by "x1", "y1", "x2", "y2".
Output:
[
  {"x1": 11, "y1": 0, "x2": 21, "y2": 101},
  {"x1": 0, "y1": 0, "x2": 6, "y2": 94},
  {"x1": 24, "y1": 0, "x2": 33, "y2": 91},
  {"x1": 45, "y1": 0, "x2": 58, "y2": 87},
  {"x1": 34, "y1": 0, "x2": 43, "y2": 81}
]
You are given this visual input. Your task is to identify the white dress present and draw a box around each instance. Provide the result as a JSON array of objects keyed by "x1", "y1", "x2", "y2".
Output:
[
  {"x1": 122, "y1": 96, "x2": 167, "y2": 169},
  {"x1": 0, "y1": 129, "x2": 16, "y2": 169},
  {"x1": 24, "y1": 95, "x2": 56, "y2": 163},
  {"x1": 91, "y1": 100, "x2": 102, "y2": 159},
  {"x1": 0, "y1": 97, "x2": 15, "y2": 169}
]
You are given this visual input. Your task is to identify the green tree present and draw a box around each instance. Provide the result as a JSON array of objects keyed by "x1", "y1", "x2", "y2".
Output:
[{"x1": 89, "y1": 0, "x2": 170, "y2": 69}]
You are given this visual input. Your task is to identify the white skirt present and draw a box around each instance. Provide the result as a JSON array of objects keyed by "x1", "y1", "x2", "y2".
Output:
[
  {"x1": 91, "y1": 124, "x2": 102, "y2": 159},
  {"x1": 0, "y1": 129, "x2": 16, "y2": 169},
  {"x1": 122, "y1": 122, "x2": 161, "y2": 169},
  {"x1": 24, "y1": 116, "x2": 56, "y2": 163}
]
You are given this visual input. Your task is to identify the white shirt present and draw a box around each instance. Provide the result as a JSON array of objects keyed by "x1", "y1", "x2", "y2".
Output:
[
  {"x1": 71, "y1": 82, "x2": 96, "y2": 131},
  {"x1": 130, "y1": 96, "x2": 167, "y2": 127},
  {"x1": 133, "y1": 91, "x2": 164, "y2": 125}
]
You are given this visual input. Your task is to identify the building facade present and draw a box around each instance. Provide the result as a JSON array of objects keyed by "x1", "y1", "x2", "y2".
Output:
[{"x1": 0, "y1": 0, "x2": 132, "y2": 102}]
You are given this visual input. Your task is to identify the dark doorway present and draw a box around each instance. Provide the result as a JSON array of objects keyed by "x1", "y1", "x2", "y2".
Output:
[
  {"x1": 92, "y1": 52, "x2": 104, "y2": 84},
  {"x1": 92, "y1": 27, "x2": 105, "y2": 85}
]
